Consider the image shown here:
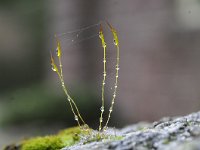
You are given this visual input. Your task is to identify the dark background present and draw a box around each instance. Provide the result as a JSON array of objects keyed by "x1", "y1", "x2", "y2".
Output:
[{"x1": 1, "y1": 0, "x2": 200, "y2": 147}]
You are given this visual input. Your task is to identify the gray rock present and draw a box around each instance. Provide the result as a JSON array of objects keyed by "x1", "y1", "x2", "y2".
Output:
[{"x1": 62, "y1": 111, "x2": 200, "y2": 150}]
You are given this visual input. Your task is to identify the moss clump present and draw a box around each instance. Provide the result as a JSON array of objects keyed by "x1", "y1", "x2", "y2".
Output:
[
  {"x1": 4, "y1": 126, "x2": 123, "y2": 150},
  {"x1": 21, "y1": 126, "x2": 81, "y2": 150},
  {"x1": 4, "y1": 126, "x2": 81, "y2": 150},
  {"x1": 21, "y1": 136, "x2": 64, "y2": 150},
  {"x1": 56, "y1": 126, "x2": 81, "y2": 147}
]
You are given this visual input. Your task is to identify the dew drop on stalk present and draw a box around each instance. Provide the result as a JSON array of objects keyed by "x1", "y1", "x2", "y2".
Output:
[
  {"x1": 100, "y1": 106, "x2": 104, "y2": 112},
  {"x1": 75, "y1": 115, "x2": 78, "y2": 121},
  {"x1": 56, "y1": 47, "x2": 58, "y2": 55},
  {"x1": 103, "y1": 126, "x2": 108, "y2": 131},
  {"x1": 99, "y1": 33, "x2": 102, "y2": 39},
  {"x1": 52, "y1": 67, "x2": 56, "y2": 72},
  {"x1": 67, "y1": 98, "x2": 71, "y2": 102},
  {"x1": 113, "y1": 39, "x2": 117, "y2": 45}
]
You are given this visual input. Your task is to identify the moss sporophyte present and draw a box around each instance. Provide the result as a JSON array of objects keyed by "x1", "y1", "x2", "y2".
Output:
[
  {"x1": 50, "y1": 20, "x2": 120, "y2": 140},
  {"x1": 3, "y1": 21, "x2": 121, "y2": 150},
  {"x1": 50, "y1": 21, "x2": 120, "y2": 132}
]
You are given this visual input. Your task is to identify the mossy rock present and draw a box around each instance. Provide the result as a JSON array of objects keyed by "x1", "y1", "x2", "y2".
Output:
[{"x1": 3, "y1": 125, "x2": 123, "y2": 150}]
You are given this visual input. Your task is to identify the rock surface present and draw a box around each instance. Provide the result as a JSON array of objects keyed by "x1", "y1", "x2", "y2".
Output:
[{"x1": 63, "y1": 111, "x2": 200, "y2": 150}]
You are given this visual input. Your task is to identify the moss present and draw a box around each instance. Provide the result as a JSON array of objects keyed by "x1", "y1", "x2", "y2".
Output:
[
  {"x1": 82, "y1": 131, "x2": 124, "y2": 145},
  {"x1": 57, "y1": 126, "x2": 81, "y2": 147},
  {"x1": 112, "y1": 135, "x2": 123, "y2": 141},
  {"x1": 162, "y1": 139, "x2": 170, "y2": 145},
  {"x1": 4, "y1": 126, "x2": 124, "y2": 150},
  {"x1": 21, "y1": 136, "x2": 64, "y2": 150},
  {"x1": 3, "y1": 126, "x2": 81, "y2": 150}
]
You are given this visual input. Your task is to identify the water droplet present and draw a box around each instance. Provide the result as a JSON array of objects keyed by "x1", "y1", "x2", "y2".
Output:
[
  {"x1": 113, "y1": 39, "x2": 117, "y2": 45},
  {"x1": 100, "y1": 106, "x2": 104, "y2": 112},
  {"x1": 67, "y1": 98, "x2": 71, "y2": 102},
  {"x1": 113, "y1": 94, "x2": 116, "y2": 98},
  {"x1": 100, "y1": 118, "x2": 103, "y2": 122},
  {"x1": 83, "y1": 124, "x2": 89, "y2": 130},
  {"x1": 109, "y1": 108, "x2": 112, "y2": 112},
  {"x1": 56, "y1": 48, "x2": 58, "y2": 55},
  {"x1": 112, "y1": 101, "x2": 114, "y2": 104},
  {"x1": 99, "y1": 33, "x2": 102, "y2": 39},
  {"x1": 103, "y1": 126, "x2": 108, "y2": 131},
  {"x1": 103, "y1": 60, "x2": 106, "y2": 63},
  {"x1": 103, "y1": 73, "x2": 106, "y2": 77},
  {"x1": 103, "y1": 82, "x2": 105, "y2": 85},
  {"x1": 52, "y1": 67, "x2": 56, "y2": 71},
  {"x1": 75, "y1": 115, "x2": 78, "y2": 121},
  {"x1": 115, "y1": 85, "x2": 117, "y2": 88},
  {"x1": 116, "y1": 67, "x2": 120, "y2": 71}
]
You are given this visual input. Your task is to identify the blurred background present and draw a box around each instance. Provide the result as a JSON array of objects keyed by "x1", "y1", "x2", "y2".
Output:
[{"x1": 1, "y1": 0, "x2": 200, "y2": 148}]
